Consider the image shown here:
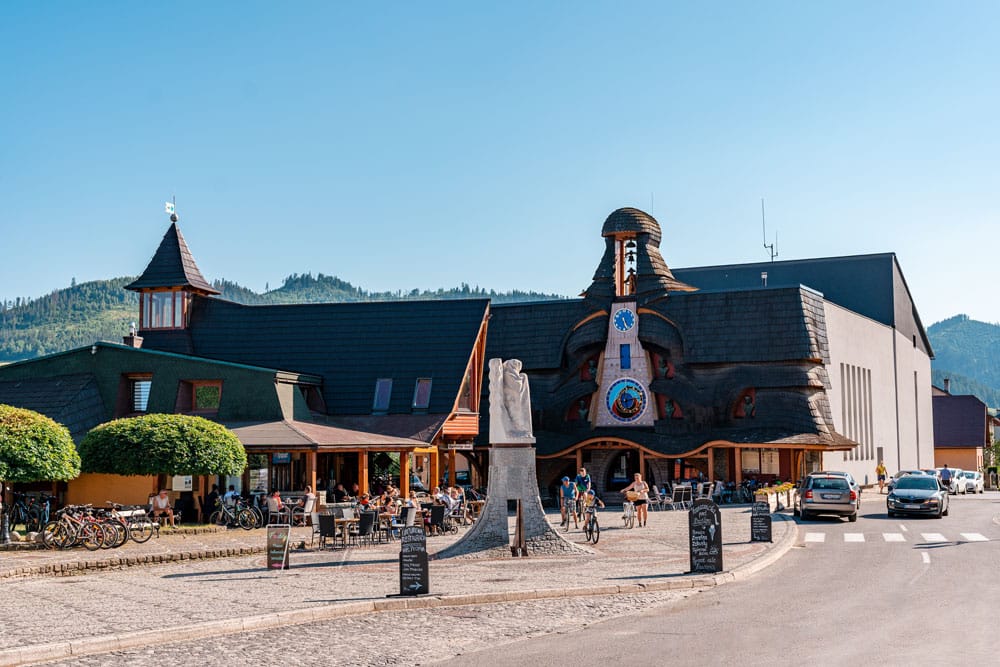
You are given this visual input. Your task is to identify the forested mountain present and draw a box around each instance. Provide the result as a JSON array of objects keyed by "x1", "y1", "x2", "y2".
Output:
[
  {"x1": 0, "y1": 274, "x2": 566, "y2": 362},
  {"x1": 928, "y1": 314, "x2": 1000, "y2": 408}
]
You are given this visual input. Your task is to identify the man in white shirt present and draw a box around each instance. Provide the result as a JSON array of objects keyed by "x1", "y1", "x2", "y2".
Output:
[{"x1": 151, "y1": 490, "x2": 175, "y2": 528}]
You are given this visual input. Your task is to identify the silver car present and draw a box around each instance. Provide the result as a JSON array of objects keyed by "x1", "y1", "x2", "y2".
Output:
[
  {"x1": 961, "y1": 470, "x2": 984, "y2": 494},
  {"x1": 795, "y1": 474, "x2": 860, "y2": 522}
]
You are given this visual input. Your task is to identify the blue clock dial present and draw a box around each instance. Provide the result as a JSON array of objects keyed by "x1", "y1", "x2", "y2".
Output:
[{"x1": 613, "y1": 308, "x2": 635, "y2": 332}]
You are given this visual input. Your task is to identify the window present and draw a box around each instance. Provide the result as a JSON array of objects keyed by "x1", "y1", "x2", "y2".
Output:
[
  {"x1": 131, "y1": 378, "x2": 152, "y2": 413},
  {"x1": 412, "y1": 378, "x2": 432, "y2": 410},
  {"x1": 140, "y1": 290, "x2": 189, "y2": 329},
  {"x1": 620, "y1": 344, "x2": 631, "y2": 370},
  {"x1": 373, "y1": 378, "x2": 393, "y2": 413},
  {"x1": 456, "y1": 371, "x2": 473, "y2": 411},
  {"x1": 192, "y1": 382, "x2": 222, "y2": 412}
]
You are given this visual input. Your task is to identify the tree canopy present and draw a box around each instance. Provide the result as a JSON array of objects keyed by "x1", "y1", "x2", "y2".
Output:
[
  {"x1": 0, "y1": 404, "x2": 81, "y2": 484},
  {"x1": 79, "y1": 414, "x2": 247, "y2": 477}
]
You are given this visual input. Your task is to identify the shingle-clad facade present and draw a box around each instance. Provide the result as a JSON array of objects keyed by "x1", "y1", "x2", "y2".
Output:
[{"x1": 478, "y1": 207, "x2": 932, "y2": 497}]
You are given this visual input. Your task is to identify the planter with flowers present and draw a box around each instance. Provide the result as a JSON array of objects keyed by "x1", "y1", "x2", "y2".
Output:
[{"x1": 753, "y1": 483, "x2": 797, "y2": 512}]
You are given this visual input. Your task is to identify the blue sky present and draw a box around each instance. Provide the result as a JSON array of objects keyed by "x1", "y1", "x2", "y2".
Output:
[{"x1": 2, "y1": 2, "x2": 997, "y2": 326}]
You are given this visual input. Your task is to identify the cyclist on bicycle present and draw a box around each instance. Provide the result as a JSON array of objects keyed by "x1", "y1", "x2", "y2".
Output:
[
  {"x1": 559, "y1": 477, "x2": 578, "y2": 527},
  {"x1": 582, "y1": 489, "x2": 604, "y2": 515},
  {"x1": 573, "y1": 467, "x2": 592, "y2": 521}
]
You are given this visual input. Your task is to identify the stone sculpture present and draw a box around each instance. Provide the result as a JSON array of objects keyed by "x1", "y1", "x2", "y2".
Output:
[{"x1": 489, "y1": 358, "x2": 535, "y2": 444}]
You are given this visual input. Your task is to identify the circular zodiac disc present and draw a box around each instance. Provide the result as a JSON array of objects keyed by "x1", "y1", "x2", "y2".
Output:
[{"x1": 605, "y1": 378, "x2": 647, "y2": 422}]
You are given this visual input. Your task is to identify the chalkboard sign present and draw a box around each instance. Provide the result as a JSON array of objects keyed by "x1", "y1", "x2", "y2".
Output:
[
  {"x1": 750, "y1": 502, "x2": 772, "y2": 542},
  {"x1": 689, "y1": 498, "x2": 723, "y2": 573},
  {"x1": 267, "y1": 524, "x2": 291, "y2": 570},
  {"x1": 399, "y1": 526, "x2": 429, "y2": 596}
]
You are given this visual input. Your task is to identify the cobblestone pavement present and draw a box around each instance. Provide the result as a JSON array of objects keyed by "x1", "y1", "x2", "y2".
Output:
[
  {"x1": 1, "y1": 506, "x2": 792, "y2": 666},
  {"x1": 44, "y1": 589, "x2": 695, "y2": 666}
]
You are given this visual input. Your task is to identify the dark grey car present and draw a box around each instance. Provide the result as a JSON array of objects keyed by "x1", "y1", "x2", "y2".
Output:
[
  {"x1": 887, "y1": 475, "x2": 949, "y2": 518},
  {"x1": 795, "y1": 474, "x2": 860, "y2": 522}
]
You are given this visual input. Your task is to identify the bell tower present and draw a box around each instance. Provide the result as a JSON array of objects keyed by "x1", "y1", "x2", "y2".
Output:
[
  {"x1": 584, "y1": 208, "x2": 696, "y2": 427},
  {"x1": 125, "y1": 210, "x2": 219, "y2": 333}
]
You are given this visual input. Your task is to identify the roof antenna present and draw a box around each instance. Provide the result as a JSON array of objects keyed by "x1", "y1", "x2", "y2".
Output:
[
  {"x1": 165, "y1": 196, "x2": 178, "y2": 223},
  {"x1": 761, "y1": 198, "x2": 777, "y2": 262}
]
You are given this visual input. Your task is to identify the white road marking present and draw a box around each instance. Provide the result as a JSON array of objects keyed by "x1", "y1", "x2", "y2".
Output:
[
  {"x1": 921, "y1": 533, "x2": 947, "y2": 543},
  {"x1": 844, "y1": 533, "x2": 865, "y2": 542},
  {"x1": 961, "y1": 533, "x2": 989, "y2": 542},
  {"x1": 883, "y1": 533, "x2": 906, "y2": 542},
  {"x1": 922, "y1": 552, "x2": 930, "y2": 564},
  {"x1": 804, "y1": 532, "x2": 825, "y2": 543},
  {"x1": 899, "y1": 524, "x2": 909, "y2": 532}
]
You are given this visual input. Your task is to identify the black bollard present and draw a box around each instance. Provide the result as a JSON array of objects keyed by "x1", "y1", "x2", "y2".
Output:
[{"x1": 1, "y1": 512, "x2": 11, "y2": 545}]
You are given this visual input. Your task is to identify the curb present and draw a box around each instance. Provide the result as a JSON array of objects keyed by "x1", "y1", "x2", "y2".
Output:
[
  {"x1": 0, "y1": 545, "x2": 266, "y2": 581},
  {"x1": 0, "y1": 514, "x2": 799, "y2": 667}
]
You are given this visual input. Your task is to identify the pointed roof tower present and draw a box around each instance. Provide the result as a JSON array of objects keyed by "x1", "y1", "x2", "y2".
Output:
[
  {"x1": 583, "y1": 207, "x2": 696, "y2": 305},
  {"x1": 125, "y1": 222, "x2": 220, "y2": 294}
]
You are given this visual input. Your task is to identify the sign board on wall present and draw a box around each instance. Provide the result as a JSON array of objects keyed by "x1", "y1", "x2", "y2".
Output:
[
  {"x1": 272, "y1": 453, "x2": 291, "y2": 464},
  {"x1": 249, "y1": 468, "x2": 269, "y2": 494},
  {"x1": 171, "y1": 475, "x2": 193, "y2": 492}
]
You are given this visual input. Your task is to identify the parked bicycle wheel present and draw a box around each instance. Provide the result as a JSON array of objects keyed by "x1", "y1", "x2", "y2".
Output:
[
  {"x1": 208, "y1": 510, "x2": 225, "y2": 526},
  {"x1": 80, "y1": 523, "x2": 105, "y2": 551},
  {"x1": 237, "y1": 509, "x2": 256, "y2": 530},
  {"x1": 98, "y1": 522, "x2": 120, "y2": 549},
  {"x1": 128, "y1": 518, "x2": 156, "y2": 543},
  {"x1": 41, "y1": 520, "x2": 75, "y2": 550}
]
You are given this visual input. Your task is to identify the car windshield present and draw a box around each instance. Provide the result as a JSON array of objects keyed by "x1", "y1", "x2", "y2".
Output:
[{"x1": 894, "y1": 477, "x2": 938, "y2": 490}]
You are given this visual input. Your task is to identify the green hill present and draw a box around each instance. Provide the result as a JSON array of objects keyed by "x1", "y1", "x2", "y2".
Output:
[
  {"x1": 928, "y1": 314, "x2": 1000, "y2": 407},
  {"x1": 0, "y1": 274, "x2": 566, "y2": 362}
]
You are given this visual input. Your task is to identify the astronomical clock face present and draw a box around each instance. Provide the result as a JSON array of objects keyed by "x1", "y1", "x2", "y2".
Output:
[
  {"x1": 605, "y1": 378, "x2": 647, "y2": 422},
  {"x1": 612, "y1": 307, "x2": 636, "y2": 332}
]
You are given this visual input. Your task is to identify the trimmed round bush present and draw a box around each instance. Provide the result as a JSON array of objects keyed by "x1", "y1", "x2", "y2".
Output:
[
  {"x1": 0, "y1": 404, "x2": 81, "y2": 484},
  {"x1": 80, "y1": 414, "x2": 246, "y2": 477}
]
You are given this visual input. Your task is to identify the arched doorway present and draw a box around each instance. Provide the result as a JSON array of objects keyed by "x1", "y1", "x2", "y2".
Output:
[{"x1": 604, "y1": 450, "x2": 657, "y2": 491}]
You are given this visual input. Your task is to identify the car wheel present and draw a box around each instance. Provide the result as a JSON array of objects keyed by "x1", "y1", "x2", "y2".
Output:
[
  {"x1": 887, "y1": 510, "x2": 895, "y2": 518},
  {"x1": 793, "y1": 506, "x2": 800, "y2": 517},
  {"x1": 848, "y1": 513, "x2": 857, "y2": 523},
  {"x1": 943, "y1": 505, "x2": 949, "y2": 517},
  {"x1": 800, "y1": 510, "x2": 811, "y2": 521}
]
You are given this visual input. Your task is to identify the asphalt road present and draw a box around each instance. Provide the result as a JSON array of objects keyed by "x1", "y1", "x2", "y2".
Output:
[{"x1": 435, "y1": 491, "x2": 1000, "y2": 666}]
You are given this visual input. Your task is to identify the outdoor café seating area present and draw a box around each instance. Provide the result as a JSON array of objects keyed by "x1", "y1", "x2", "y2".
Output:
[{"x1": 292, "y1": 497, "x2": 484, "y2": 551}]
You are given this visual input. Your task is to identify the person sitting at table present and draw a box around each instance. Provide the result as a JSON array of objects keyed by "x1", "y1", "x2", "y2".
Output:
[
  {"x1": 432, "y1": 486, "x2": 449, "y2": 505},
  {"x1": 386, "y1": 484, "x2": 399, "y2": 500},
  {"x1": 332, "y1": 483, "x2": 349, "y2": 503},
  {"x1": 266, "y1": 489, "x2": 286, "y2": 523},
  {"x1": 358, "y1": 493, "x2": 372, "y2": 509}
]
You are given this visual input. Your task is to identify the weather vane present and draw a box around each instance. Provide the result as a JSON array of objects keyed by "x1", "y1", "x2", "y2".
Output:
[{"x1": 164, "y1": 196, "x2": 178, "y2": 223}]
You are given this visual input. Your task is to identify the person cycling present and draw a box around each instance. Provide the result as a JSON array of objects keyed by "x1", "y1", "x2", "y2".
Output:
[
  {"x1": 559, "y1": 477, "x2": 578, "y2": 527},
  {"x1": 582, "y1": 488, "x2": 605, "y2": 518},
  {"x1": 573, "y1": 467, "x2": 592, "y2": 520}
]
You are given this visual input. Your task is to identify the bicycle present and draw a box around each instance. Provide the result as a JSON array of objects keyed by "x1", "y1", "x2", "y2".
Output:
[
  {"x1": 622, "y1": 499, "x2": 636, "y2": 529},
  {"x1": 561, "y1": 498, "x2": 578, "y2": 532},
  {"x1": 209, "y1": 499, "x2": 256, "y2": 530},
  {"x1": 583, "y1": 506, "x2": 600, "y2": 544}
]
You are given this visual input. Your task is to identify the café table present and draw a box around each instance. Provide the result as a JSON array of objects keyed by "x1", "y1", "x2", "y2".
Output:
[
  {"x1": 334, "y1": 516, "x2": 359, "y2": 548},
  {"x1": 467, "y1": 500, "x2": 485, "y2": 520}
]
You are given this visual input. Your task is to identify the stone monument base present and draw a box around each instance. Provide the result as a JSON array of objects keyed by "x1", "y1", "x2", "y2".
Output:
[{"x1": 436, "y1": 446, "x2": 588, "y2": 559}]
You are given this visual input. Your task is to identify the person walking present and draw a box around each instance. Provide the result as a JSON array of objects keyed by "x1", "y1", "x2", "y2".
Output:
[
  {"x1": 875, "y1": 461, "x2": 888, "y2": 494},
  {"x1": 621, "y1": 472, "x2": 650, "y2": 527},
  {"x1": 940, "y1": 465, "x2": 952, "y2": 492}
]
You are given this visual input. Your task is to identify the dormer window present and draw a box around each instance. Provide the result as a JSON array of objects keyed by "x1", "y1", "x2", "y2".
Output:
[
  {"x1": 129, "y1": 375, "x2": 152, "y2": 413},
  {"x1": 140, "y1": 290, "x2": 190, "y2": 330},
  {"x1": 192, "y1": 381, "x2": 222, "y2": 412},
  {"x1": 412, "y1": 378, "x2": 432, "y2": 411},
  {"x1": 373, "y1": 378, "x2": 392, "y2": 414}
]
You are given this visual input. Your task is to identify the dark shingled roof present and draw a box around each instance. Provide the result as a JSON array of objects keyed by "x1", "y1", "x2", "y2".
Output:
[
  {"x1": 0, "y1": 373, "x2": 106, "y2": 440},
  {"x1": 672, "y1": 253, "x2": 932, "y2": 357},
  {"x1": 601, "y1": 207, "x2": 662, "y2": 244},
  {"x1": 125, "y1": 223, "x2": 220, "y2": 294},
  {"x1": 141, "y1": 297, "x2": 490, "y2": 417},
  {"x1": 933, "y1": 394, "x2": 989, "y2": 447}
]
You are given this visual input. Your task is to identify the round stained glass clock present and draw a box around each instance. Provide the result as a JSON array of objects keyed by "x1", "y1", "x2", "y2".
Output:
[{"x1": 605, "y1": 378, "x2": 647, "y2": 422}]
